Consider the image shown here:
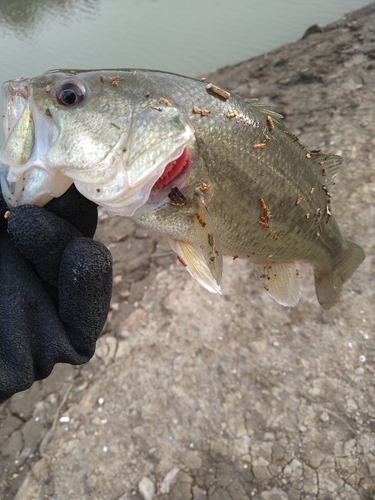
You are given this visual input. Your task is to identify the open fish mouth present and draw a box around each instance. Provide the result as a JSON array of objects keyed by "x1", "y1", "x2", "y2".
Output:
[{"x1": 152, "y1": 147, "x2": 190, "y2": 190}]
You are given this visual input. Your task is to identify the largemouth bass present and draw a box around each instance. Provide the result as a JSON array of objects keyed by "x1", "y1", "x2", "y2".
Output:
[{"x1": 0, "y1": 69, "x2": 365, "y2": 309}]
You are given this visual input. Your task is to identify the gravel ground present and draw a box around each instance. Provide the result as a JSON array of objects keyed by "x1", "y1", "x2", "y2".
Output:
[{"x1": 1, "y1": 3, "x2": 375, "y2": 499}]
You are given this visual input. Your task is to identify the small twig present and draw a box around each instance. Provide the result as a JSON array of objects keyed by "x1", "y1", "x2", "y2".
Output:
[
  {"x1": 151, "y1": 251, "x2": 175, "y2": 258},
  {"x1": 39, "y1": 382, "x2": 73, "y2": 455},
  {"x1": 320, "y1": 407, "x2": 357, "y2": 436}
]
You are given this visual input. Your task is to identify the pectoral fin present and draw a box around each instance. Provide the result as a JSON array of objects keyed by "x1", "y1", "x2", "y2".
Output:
[
  {"x1": 169, "y1": 239, "x2": 222, "y2": 294},
  {"x1": 193, "y1": 193, "x2": 223, "y2": 286},
  {"x1": 255, "y1": 262, "x2": 300, "y2": 307}
]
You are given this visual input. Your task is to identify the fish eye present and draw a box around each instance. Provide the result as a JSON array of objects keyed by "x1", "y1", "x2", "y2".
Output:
[{"x1": 56, "y1": 82, "x2": 85, "y2": 106}]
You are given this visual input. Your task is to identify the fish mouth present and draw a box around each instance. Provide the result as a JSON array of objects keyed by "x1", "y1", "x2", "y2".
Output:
[
  {"x1": 148, "y1": 147, "x2": 191, "y2": 204},
  {"x1": 152, "y1": 147, "x2": 190, "y2": 190},
  {"x1": 2, "y1": 78, "x2": 30, "y2": 140},
  {"x1": 0, "y1": 78, "x2": 69, "y2": 208}
]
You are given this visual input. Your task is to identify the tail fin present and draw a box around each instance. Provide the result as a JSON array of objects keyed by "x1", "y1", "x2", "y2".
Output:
[{"x1": 314, "y1": 240, "x2": 365, "y2": 310}]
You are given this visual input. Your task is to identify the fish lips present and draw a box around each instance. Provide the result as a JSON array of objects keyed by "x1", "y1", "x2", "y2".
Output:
[
  {"x1": 2, "y1": 78, "x2": 30, "y2": 141},
  {"x1": 0, "y1": 78, "x2": 67, "y2": 208}
]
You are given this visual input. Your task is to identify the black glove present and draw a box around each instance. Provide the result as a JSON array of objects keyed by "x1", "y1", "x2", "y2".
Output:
[{"x1": 0, "y1": 186, "x2": 112, "y2": 403}]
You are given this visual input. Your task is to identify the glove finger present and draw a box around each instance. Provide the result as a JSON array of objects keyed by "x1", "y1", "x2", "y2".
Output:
[
  {"x1": 8, "y1": 205, "x2": 81, "y2": 287},
  {"x1": 46, "y1": 185, "x2": 98, "y2": 238},
  {"x1": 59, "y1": 238, "x2": 112, "y2": 356},
  {"x1": 0, "y1": 234, "x2": 37, "y2": 400},
  {"x1": 0, "y1": 234, "x2": 83, "y2": 400}
]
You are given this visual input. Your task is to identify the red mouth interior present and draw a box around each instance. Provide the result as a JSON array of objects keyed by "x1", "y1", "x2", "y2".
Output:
[{"x1": 153, "y1": 148, "x2": 190, "y2": 189}]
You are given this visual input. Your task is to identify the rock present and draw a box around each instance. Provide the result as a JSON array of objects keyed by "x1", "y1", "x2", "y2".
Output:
[
  {"x1": 0, "y1": 429, "x2": 23, "y2": 457},
  {"x1": 192, "y1": 485, "x2": 207, "y2": 500},
  {"x1": 318, "y1": 469, "x2": 344, "y2": 493},
  {"x1": 138, "y1": 476, "x2": 155, "y2": 500},
  {"x1": 160, "y1": 466, "x2": 180, "y2": 494},
  {"x1": 94, "y1": 335, "x2": 118, "y2": 366},
  {"x1": 260, "y1": 488, "x2": 289, "y2": 500}
]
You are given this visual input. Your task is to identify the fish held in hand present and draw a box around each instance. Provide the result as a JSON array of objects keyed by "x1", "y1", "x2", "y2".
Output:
[{"x1": 0, "y1": 69, "x2": 365, "y2": 309}]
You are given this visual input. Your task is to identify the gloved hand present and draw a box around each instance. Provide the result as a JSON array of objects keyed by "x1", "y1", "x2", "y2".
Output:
[{"x1": 0, "y1": 186, "x2": 112, "y2": 403}]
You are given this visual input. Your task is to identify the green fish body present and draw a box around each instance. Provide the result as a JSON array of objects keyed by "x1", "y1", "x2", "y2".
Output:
[{"x1": 0, "y1": 70, "x2": 365, "y2": 308}]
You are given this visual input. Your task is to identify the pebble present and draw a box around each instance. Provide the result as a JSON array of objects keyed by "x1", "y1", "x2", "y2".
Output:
[
  {"x1": 319, "y1": 412, "x2": 330, "y2": 423},
  {"x1": 160, "y1": 467, "x2": 179, "y2": 494},
  {"x1": 138, "y1": 477, "x2": 155, "y2": 500}
]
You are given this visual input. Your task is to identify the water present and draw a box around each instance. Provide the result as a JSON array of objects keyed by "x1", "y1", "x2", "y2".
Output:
[{"x1": 0, "y1": 0, "x2": 370, "y2": 146}]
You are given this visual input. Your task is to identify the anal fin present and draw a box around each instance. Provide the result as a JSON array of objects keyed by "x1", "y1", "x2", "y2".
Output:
[{"x1": 255, "y1": 262, "x2": 301, "y2": 307}]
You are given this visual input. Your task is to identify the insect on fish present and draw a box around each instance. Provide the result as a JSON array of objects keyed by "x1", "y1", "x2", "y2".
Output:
[{"x1": 0, "y1": 69, "x2": 365, "y2": 309}]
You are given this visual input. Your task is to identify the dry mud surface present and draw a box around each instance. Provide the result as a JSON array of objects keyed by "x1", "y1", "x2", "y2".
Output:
[{"x1": 1, "y1": 3, "x2": 375, "y2": 499}]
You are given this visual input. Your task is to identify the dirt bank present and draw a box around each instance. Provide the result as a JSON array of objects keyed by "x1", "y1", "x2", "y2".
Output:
[{"x1": 1, "y1": 3, "x2": 374, "y2": 499}]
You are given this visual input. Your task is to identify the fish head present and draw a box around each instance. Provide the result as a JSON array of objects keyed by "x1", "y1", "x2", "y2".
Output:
[{"x1": 0, "y1": 69, "x2": 196, "y2": 215}]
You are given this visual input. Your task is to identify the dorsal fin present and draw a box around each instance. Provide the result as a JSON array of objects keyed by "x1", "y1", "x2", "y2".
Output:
[
  {"x1": 245, "y1": 99, "x2": 307, "y2": 146},
  {"x1": 245, "y1": 99, "x2": 342, "y2": 183},
  {"x1": 244, "y1": 99, "x2": 284, "y2": 123},
  {"x1": 309, "y1": 151, "x2": 342, "y2": 188}
]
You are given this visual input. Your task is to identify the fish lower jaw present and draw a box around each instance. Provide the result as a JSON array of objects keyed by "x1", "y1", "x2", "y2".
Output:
[{"x1": 1, "y1": 165, "x2": 73, "y2": 208}]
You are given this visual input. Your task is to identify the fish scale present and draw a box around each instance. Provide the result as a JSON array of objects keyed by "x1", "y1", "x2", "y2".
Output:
[{"x1": 0, "y1": 69, "x2": 365, "y2": 308}]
